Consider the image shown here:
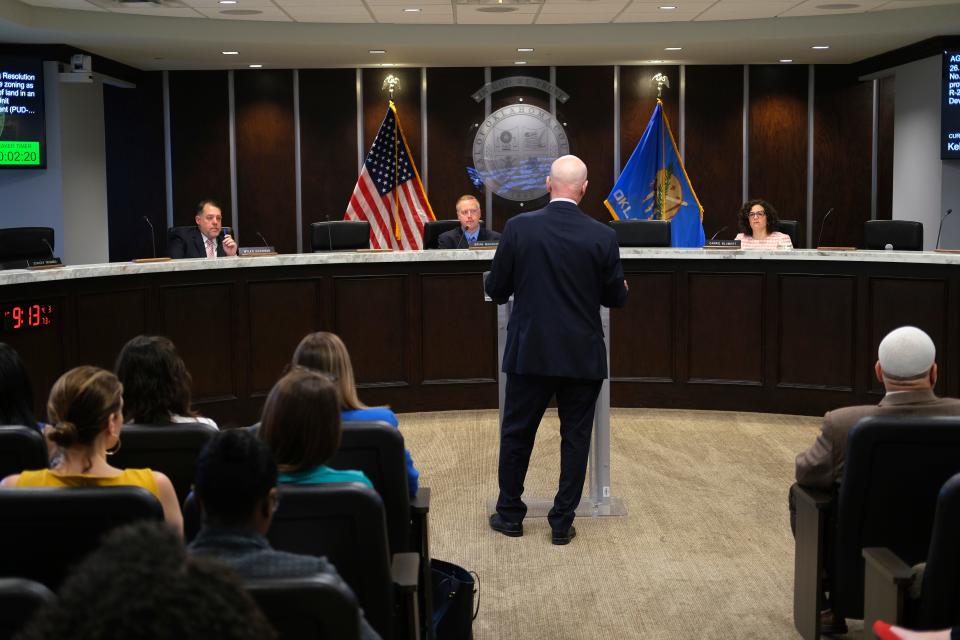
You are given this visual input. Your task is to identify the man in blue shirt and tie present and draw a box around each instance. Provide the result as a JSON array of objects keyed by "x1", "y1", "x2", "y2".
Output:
[{"x1": 437, "y1": 195, "x2": 501, "y2": 249}]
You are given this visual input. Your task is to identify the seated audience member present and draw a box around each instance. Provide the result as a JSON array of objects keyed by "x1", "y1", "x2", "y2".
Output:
[
  {"x1": 169, "y1": 198, "x2": 238, "y2": 259},
  {"x1": 0, "y1": 366, "x2": 183, "y2": 533},
  {"x1": 0, "y1": 342, "x2": 41, "y2": 430},
  {"x1": 791, "y1": 326, "x2": 960, "y2": 634},
  {"x1": 437, "y1": 194, "x2": 501, "y2": 249},
  {"x1": 735, "y1": 199, "x2": 793, "y2": 249},
  {"x1": 188, "y1": 429, "x2": 381, "y2": 640},
  {"x1": 875, "y1": 621, "x2": 959, "y2": 640},
  {"x1": 258, "y1": 367, "x2": 372, "y2": 488},
  {"x1": 114, "y1": 335, "x2": 218, "y2": 429},
  {"x1": 17, "y1": 520, "x2": 276, "y2": 640},
  {"x1": 292, "y1": 331, "x2": 419, "y2": 496}
]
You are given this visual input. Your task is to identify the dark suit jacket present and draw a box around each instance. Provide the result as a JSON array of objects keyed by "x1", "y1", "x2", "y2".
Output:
[
  {"x1": 436, "y1": 226, "x2": 501, "y2": 249},
  {"x1": 168, "y1": 227, "x2": 228, "y2": 259},
  {"x1": 795, "y1": 388, "x2": 960, "y2": 489},
  {"x1": 484, "y1": 199, "x2": 628, "y2": 380}
]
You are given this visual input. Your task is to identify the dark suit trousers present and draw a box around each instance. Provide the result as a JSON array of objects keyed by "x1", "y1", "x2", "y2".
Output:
[{"x1": 496, "y1": 373, "x2": 603, "y2": 532}]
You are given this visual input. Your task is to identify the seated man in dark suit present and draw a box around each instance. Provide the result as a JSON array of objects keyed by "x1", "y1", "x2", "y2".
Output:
[
  {"x1": 791, "y1": 325, "x2": 960, "y2": 634},
  {"x1": 437, "y1": 195, "x2": 501, "y2": 249},
  {"x1": 187, "y1": 429, "x2": 381, "y2": 640},
  {"x1": 169, "y1": 198, "x2": 238, "y2": 259}
]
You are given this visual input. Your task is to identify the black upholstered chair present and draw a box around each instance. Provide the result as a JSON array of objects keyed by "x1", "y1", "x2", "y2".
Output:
[
  {"x1": 111, "y1": 422, "x2": 219, "y2": 503},
  {"x1": 863, "y1": 472, "x2": 960, "y2": 631},
  {"x1": 0, "y1": 227, "x2": 55, "y2": 269},
  {"x1": 245, "y1": 575, "x2": 362, "y2": 640},
  {"x1": 0, "y1": 578, "x2": 56, "y2": 640},
  {"x1": 422, "y1": 220, "x2": 460, "y2": 250},
  {"x1": 0, "y1": 425, "x2": 47, "y2": 481},
  {"x1": 310, "y1": 221, "x2": 370, "y2": 251},
  {"x1": 792, "y1": 416, "x2": 960, "y2": 640},
  {"x1": 863, "y1": 220, "x2": 924, "y2": 251},
  {"x1": 779, "y1": 219, "x2": 800, "y2": 248},
  {"x1": 0, "y1": 487, "x2": 164, "y2": 589},
  {"x1": 608, "y1": 219, "x2": 671, "y2": 247}
]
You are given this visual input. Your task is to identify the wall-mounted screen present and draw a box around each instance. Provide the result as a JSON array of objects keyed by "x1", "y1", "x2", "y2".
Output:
[
  {"x1": 944, "y1": 50, "x2": 960, "y2": 160},
  {"x1": 0, "y1": 57, "x2": 45, "y2": 169}
]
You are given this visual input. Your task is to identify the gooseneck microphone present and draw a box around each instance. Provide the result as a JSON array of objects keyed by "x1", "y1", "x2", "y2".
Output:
[
  {"x1": 142, "y1": 216, "x2": 157, "y2": 258},
  {"x1": 816, "y1": 208, "x2": 835, "y2": 248},
  {"x1": 40, "y1": 238, "x2": 55, "y2": 258},
  {"x1": 256, "y1": 231, "x2": 270, "y2": 248},
  {"x1": 709, "y1": 226, "x2": 728, "y2": 241},
  {"x1": 455, "y1": 225, "x2": 466, "y2": 249},
  {"x1": 936, "y1": 208, "x2": 953, "y2": 249},
  {"x1": 324, "y1": 213, "x2": 334, "y2": 250}
]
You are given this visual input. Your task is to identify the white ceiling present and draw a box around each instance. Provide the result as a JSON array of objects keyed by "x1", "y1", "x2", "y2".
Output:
[{"x1": 0, "y1": 0, "x2": 958, "y2": 69}]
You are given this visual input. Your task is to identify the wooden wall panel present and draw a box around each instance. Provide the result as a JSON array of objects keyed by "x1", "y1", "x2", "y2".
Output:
[
  {"x1": 168, "y1": 71, "x2": 231, "y2": 227},
  {"x1": 619, "y1": 65, "x2": 680, "y2": 171},
  {"x1": 685, "y1": 65, "x2": 743, "y2": 241},
  {"x1": 778, "y1": 275, "x2": 855, "y2": 389},
  {"x1": 813, "y1": 66, "x2": 873, "y2": 249},
  {"x1": 420, "y1": 273, "x2": 496, "y2": 382},
  {"x1": 687, "y1": 273, "x2": 763, "y2": 383},
  {"x1": 104, "y1": 73, "x2": 167, "y2": 261},
  {"x1": 234, "y1": 70, "x2": 297, "y2": 254},
  {"x1": 363, "y1": 68, "x2": 422, "y2": 164},
  {"x1": 299, "y1": 69, "x2": 358, "y2": 240},
  {"x1": 75, "y1": 290, "x2": 148, "y2": 370},
  {"x1": 159, "y1": 283, "x2": 237, "y2": 401},
  {"x1": 877, "y1": 75, "x2": 895, "y2": 222},
  {"x1": 248, "y1": 280, "x2": 320, "y2": 394},
  {"x1": 332, "y1": 276, "x2": 407, "y2": 385},
  {"x1": 426, "y1": 68, "x2": 486, "y2": 223},
  {"x1": 748, "y1": 65, "x2": 808, "y2": 225},
  {"x1": 869, "y1": 277, "x2": 948, "y2": 395},
  {"x1": 557, "y1": 66, "x2": 614, "y2": 224},
  {"x1": 610, "y1": 272, "x2": 674, "y2": 380}
]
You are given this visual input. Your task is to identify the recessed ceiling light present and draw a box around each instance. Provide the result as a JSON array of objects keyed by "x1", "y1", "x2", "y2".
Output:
[
  {"x1": 517, "y1": 47, "x2": 534, "y2": 53},
  {"x1": 381, "y1": 63, "x2": 395, "y2": 67},
  {"x1": 249, "y1": 64, "x2": 262, "y2": 68},
  {"x1": 514, "y1": 60, "x2": 527, "y2": 65},
  {"x1": 222, "y1": 51, "x2": 239, "y2": 55},
  {"x1": 403, "y1": 7, "x2": 421, "y2": 12},
  {"x1": 664, "y1": 47, "x2": 682, "y2": 51},
  {"x1": 811, "y1": 45, "x2": 830, "y2": 50},
  {"x1": 659, "y1": 5, "x2": 677, "y2": 9},
  {"x1": 648, "y1": 60, "x2": 663, "y2": 63},
  {"x1": 369, "y1": 49, "x2": 386, "y2": 54},
  {"x1": 780, "y1": 59, "x2": 793, "y2": 63},
  {"x1": 219, "y1": 9, "x2": 260, "y2": 14},
  {"x1": 218, "y1": 0, "x2": 236, "y2": 4}
]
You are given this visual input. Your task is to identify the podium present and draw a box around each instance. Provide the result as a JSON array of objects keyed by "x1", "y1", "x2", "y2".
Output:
[{"x1": 485, "y1": 292, "x2": 626, "y2": 519}]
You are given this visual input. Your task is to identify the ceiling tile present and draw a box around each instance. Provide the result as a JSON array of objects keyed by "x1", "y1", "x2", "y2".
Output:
[
  {"x1": 19, "y1": 0, "x2": 106, "y2": 8},
  {"x1": 696, "y1": 0, "x2": 800, "y2": 20},
  {"x1": 455, "y1": 4, "x2": 538, "y2": 22},
  {"x1": 778, "y1": 0, "x2": 888, "y2": 17},
  {"x1": 368, "y1": 4, "x2": 454, "y2": 21},
  {"x1": 283, "y1": 5, "x2": 374, "y2": 19},
  {"x1": 873, "y1": 0, "x2": 960, "y2": 9},
  {"x1": 193, "y1": 5, "x2": 293, "y2": 18}
]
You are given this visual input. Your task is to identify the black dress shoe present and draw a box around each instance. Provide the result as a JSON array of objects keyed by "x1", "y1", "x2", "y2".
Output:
[
  {"x1": 489, "y1": 513, "x2": 523, "y2": 537},
  {"x1": 551, "y1": 526, "x2": 576, "y2": 545}
]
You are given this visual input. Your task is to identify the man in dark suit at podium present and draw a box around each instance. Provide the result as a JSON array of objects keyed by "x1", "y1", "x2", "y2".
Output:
[
  {"x1": 484, "y1": 155, "x2": 629, "y2": 545},
  {"x1": 437, "y1": 195, "x2": 501, "y2": 249},
  {"x1": 169, "y1": 199, "x2": 239, "y2": 259}
]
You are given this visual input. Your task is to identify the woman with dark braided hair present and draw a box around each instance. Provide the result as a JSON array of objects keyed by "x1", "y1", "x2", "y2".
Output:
[{"x1": 0, "y1": 366, "x2": 183, "y2": 533}]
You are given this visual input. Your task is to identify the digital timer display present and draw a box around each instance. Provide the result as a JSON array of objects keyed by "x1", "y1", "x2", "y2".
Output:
[{"x1": 1, "y1": 303, "x2": 54, "y2": 332}]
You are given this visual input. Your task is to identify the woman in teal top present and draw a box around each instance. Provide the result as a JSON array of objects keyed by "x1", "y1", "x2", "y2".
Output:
[{"x1": 258, "y1": 367, "x2": 372, "y2": 489}]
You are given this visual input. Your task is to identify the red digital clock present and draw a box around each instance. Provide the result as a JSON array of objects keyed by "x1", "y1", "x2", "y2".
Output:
[{"x1": 2, "y1": 303, "x2": 55, "y2": 332}]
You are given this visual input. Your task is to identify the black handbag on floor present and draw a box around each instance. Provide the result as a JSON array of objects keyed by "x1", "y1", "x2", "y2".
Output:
[{"x1": 430, "y1": 559, "x2": 478, "y2": 640}]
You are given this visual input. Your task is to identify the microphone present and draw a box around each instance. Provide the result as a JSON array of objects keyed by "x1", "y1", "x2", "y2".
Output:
[
  {"x1": 709, "y1": 226, "x2": 728, "y2": 241},
  {"x1": 816, "y1": 208, "x2": 835, "y2": 248},
  {"x1": 325, "y1": 213, "x2": 334, "y2": 250},
  {"x1": 256, "y1": 231, "x2": 270, "y2": 248},
  {"x1": 142, "y1": 216, "x2": 157, "y2": 258},
  {"x1": 936, "y1": 208, "x2": 953, "y2": 249},
  {"x1": 40, "y1": 237, "x2": 55, "y2": 258},
  {"x1": 456, "y1": 226, "x2": 466, "y2": 249}
]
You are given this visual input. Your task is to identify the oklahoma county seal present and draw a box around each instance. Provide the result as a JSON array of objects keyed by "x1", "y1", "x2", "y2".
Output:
[{"x1": 472, "y1": 104, "x2": 570, "y2": 202}]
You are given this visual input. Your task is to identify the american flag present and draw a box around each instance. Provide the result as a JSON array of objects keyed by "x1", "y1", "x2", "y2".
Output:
[{"x1": 345, "y1": 101, "x2": 434, "y2": 250}]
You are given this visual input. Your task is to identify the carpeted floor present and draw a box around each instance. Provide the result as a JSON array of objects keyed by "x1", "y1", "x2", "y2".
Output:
[{"x1": 398, "y1": 408, "x2": 861, "y2": 640}]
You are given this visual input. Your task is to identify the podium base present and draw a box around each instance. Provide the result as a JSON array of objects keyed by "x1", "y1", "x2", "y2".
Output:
[{"x1": 486, "y1": 496, "x2": 626, "y2": 519}]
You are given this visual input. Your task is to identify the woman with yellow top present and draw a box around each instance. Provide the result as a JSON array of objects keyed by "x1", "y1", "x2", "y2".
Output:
[{"x1": 0, "y1": 366, "x2": 183, "y2": 534}]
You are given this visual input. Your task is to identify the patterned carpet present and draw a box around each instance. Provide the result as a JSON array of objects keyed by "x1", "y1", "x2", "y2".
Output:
[{"x1": 397, "y1": 407, "x2": 855, "y2": 640}]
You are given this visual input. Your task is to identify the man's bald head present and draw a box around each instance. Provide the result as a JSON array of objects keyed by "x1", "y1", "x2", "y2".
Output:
[{"x1": 547, "y1": 155, "x2": 589, "y2": 203}]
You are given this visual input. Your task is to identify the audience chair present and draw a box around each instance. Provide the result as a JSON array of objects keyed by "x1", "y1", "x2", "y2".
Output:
[
  {"x1": 0, "y1": 425, "x2": 47, "y2": 481},
  {"x1": 0, "y1": 227, "x2": 55, "y2": 269},
  {"x1": 310, "y1": 221, "x2": 370, "y2": 251},
  {"x1": 421, "y1": 220, "x2": 460, "y2": 250},
  {"x1": 863, "y1": 220, "x2": 924, "y2": 251},
  {"x1": 0, "y1": 487, "x2": 164, "y2": 589},
  {"x1": 245, "y1": 574, "x2": 361, "y2": 640},
  {"x1": 111, "y1": 422, "x2": 218, "y2": 504},
  {"x1": 863, "y1": 472, "x2": 960, "y2": 631},
  {"x1": 0, "y1": 577, "x2": 56, "y2": 640},
  {"x1": 779, "y1": 219, "x2": 800, "y2": 248},
  {"x1": 792, "y1": 416, "x2": 960, "y2": 640},
  {"x1": 608, "y1": 219, "x2": 671, "y2": 247}
]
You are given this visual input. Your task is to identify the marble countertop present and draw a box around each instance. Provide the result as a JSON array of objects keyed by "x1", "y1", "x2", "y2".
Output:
[{"x1": 2, "y1": 247, "x2": 958, "y2": 286}]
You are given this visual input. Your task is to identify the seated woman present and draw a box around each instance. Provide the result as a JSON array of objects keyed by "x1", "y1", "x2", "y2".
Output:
[
  {"x1": 292, "y1": 332, "x2": 420, "y2": 496},
  {"x1": 258, "y1": 367, "x2": 372, "y2": 488},
  {"x1": 735, "y1": 199, "x2": 793, "y2": 249},
  {"x1": 0, "y1": 342, "x2": 41, "y2": 431},
  {"x1": 114, "y1": 335, "x2": 218, "y2": 429},
  {"x1": 0, "y1": 366, "x2": 183, "y2": 533}
]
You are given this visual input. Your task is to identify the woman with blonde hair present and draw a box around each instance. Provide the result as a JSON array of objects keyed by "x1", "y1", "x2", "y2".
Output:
[
  {"x1": 1, "y1": 366, "x2": 183, "y2": 533},
  {"x1": 292, "y1": 332, "x2": 419, "y2": 496}
]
